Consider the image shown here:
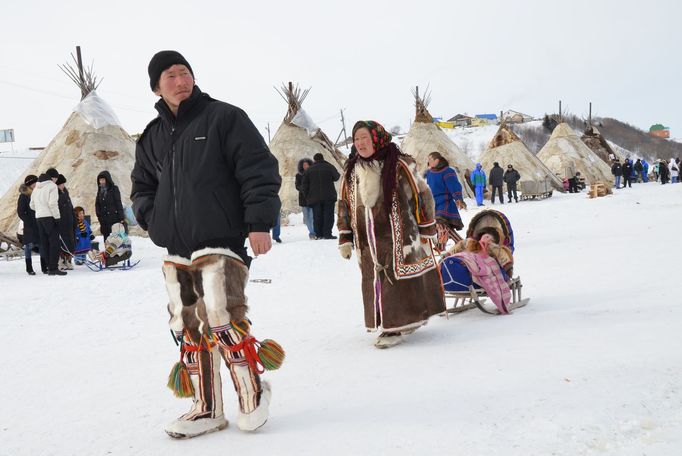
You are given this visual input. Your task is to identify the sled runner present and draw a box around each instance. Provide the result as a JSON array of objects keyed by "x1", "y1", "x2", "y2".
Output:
[
  {"x1": 439, "y1": 209, "x2": 529, "y2": 315},
  {"x1": 0, "y1": 232, "x2": 23, "y2": 261}
]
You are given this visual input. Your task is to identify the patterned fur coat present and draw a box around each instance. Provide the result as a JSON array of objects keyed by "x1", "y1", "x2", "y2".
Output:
[{"x1": 337, "y1": 156, "x2": 445, "y2": 332}]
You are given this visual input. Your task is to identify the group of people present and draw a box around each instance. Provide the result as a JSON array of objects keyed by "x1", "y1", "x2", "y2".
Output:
[
  {"x1": 293, "y1": 153, "x2": 341, "y2": 241},
  {"x1": 468, "y1": 162, "x2": 522, "y2": 206},
  {"x1": 612, "y1": 157, "x2": 680, "y2": 187},
  {"x1": 16, "y1": 167, "x2": 126, "y2": 276},
  {"x1": 120, "y1": 50, "x2": 514, "y2": 440}
]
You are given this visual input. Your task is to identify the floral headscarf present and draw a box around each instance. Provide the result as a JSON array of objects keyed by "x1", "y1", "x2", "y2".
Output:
[
  {"x1": 346, "y1": 120, "x2": 405, "y2": 209},
  {"x1": 352, "y1": 120, "x2": 392, "y2": 153}
]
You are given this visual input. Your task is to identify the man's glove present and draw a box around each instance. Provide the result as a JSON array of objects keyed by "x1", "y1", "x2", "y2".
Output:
[{"x1": 339, "y1": 243, "x2": 353, "y2": 260}]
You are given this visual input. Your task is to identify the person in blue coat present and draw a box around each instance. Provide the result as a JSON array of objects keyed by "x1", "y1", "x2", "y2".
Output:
[
  {"x1": 425, "y1": 152, "x2": 466, "y2": 251},
  {"x1": 641, "y1": 159, "x2": 649, "y2": 183},
  {"x1": 73, "y1": 206, "x2": 95, "y2": 263},
  {"x1": 470, "y1": 163, "x2": 487, "y2": 206}
]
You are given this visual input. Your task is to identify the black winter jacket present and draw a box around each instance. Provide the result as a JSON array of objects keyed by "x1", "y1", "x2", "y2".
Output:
[
  {"x1": 302, "y1": 159, "x2": 340, "y2": 205},
  {"x1": 622, "y1": 162, "x2": 633, "y2": 179},
  {"x1": 295, "y1": 158, "x2": 314, "y2": 207},
  {"x1": 58, "y1": 188, "x2": 75, "y2": 250},
  {"x1": 17, "y1": 185, "x2": 39, "y2": 245},
  {"x1": 503, "y1": 169, "x2": 520, "y2": 187},
  {"x1": 489, "y1": 165, "x2": 504, "y2": 187},
  {"x1": 96, "y1": 171, "x2": 124, "y2": 227},
  {"x1": 130, "y1": 86, "x2": 281, "y2": 259},
  {"x1": 611, "y1": 163, "x2": 623, "y2": 177}
]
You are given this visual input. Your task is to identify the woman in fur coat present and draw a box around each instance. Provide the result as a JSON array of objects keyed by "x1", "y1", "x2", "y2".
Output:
[{"x1": 337, "y1": 121, "x2": 445, "y2": 349}]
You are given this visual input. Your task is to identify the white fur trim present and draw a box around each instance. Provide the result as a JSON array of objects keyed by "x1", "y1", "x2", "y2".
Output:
[
  {"x1": 191, "y1": 247, "x2": 245, "y2": 265},
  {"x1": 418, "y1": 220, "x2": 436, "y2": 227},
  {"x1": 356, "y1": 162, "x2": 382, "y2": 208},
  {"x1": 163, "y1": 254, "x2": 192, "y2": 265},
  {"x1": 339, "y1": 230, "x2": 353, "y2": 235},
  {"x1": 338, "y1": 242, "x2": 353, "y2": 259}
]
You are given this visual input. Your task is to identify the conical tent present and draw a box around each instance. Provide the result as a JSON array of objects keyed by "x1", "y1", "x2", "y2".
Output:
[
  {"x1": 268, "y1": 82, "x2": 346, "y2": 215},
  {"x1": 0, "y1": 91, "x2": 136, "y2": 235},
  {"x1": 479, "y1": 123, "x2": 564, "y2": 194},
  {"x1": 400, "y1": 87, "x2": 475, "y2": 199},
  {"x1": 581, "y1": 124, "x2": 624, "y2": 164},
  {"x1": 537, "y1": 123, "x2": 614, "y2": 185}
]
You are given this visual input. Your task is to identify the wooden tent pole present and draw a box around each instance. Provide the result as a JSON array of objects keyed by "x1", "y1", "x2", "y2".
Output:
[{"x1": 76, "y1": 46, "x2": 86, "y2": 100}]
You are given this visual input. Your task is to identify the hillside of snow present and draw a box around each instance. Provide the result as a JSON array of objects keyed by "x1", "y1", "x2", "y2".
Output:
[{"x1": 2, "y1": 173, "x2": 682, "y2": 455}]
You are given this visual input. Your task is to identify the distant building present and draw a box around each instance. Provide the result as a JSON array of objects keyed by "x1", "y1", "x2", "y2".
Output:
[
  {"x1": 446, "y1": 114, "x2": 473, "y2": 127},
  {"x1": 649, "y1": 124, "x2": 670, "y2": 139},
  {"x1": 502, "y1": 110, "x2": 534, "y2": 124},
  {"x1": 474, "y1": 113, "x2": 498, "y2": 126}
]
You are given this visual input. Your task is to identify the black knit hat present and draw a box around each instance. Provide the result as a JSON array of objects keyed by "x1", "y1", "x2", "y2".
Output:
[
  {"x1": 148, "y1": 50, "x2": 194, "y2": 91},
  {"x1": 56, "y1": 174, "x2": 67, "y2": 185},
  {"x1": 45, "y1": 168, "x2": 59, "y2": 179},
  {"x1": 38, "y1": 174, "x2": 50, "y2": 183},
  {"x1": 24, "y1": 175, "x2": 38, "y2": 186}
]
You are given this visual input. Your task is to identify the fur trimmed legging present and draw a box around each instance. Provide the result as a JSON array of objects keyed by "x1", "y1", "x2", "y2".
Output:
[{"x1": 163, "y1": 254, "x2": 263, "y2": 420}]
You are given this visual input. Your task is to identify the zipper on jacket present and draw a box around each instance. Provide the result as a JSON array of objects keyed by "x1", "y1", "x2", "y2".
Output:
[{"x1": 169, "y1": 125, "x2": 190, "y2": 252}]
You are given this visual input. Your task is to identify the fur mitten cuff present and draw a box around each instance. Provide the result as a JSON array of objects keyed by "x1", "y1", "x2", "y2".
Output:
[{"x1": 339, "y1": 242, "x2": 353, "y2": 260}]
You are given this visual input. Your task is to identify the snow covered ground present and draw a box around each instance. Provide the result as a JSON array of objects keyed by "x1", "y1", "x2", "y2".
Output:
[{"x1": 1, "y1": 181, "x2": 681, "y2": 455}]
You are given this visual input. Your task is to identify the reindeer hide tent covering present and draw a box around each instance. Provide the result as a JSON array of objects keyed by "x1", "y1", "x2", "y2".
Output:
[
  {"x1": 479, "y1": 124, "x2": 565, "y2": 194},
  {"x1": 0, "y1": 92, "x2": 136, "y2": 235},
  {"x1": 537, "y1": 123, "x2": 614, "y2": 185}
]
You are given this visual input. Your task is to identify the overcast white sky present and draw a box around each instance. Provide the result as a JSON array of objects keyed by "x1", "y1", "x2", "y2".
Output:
[{"x1": 1, "y1": 0, "x2": 680, "y2": 151}]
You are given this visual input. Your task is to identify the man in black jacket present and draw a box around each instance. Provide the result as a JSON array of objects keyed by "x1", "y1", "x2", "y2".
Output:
[
  {"x1": 131, "y1": 51, "x2": 281, "y2": 439},
  {"x1": 302, "y1": 152, "x2": 340, "y2": 239},
  {"x1": 488, "y1": 162, "x2": 504, "y2": 205},
  {"x1": 611, "y1": 159, "x2": 623, "y2": 189},
  {"x1": 503, "y1": 164, "x2": 520, "y2": 203}
]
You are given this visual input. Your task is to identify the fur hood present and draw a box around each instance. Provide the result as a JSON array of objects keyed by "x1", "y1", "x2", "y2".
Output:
[
  {"x1": 297, "y1": 158, "x2": 313, "y2": 175},
  {"x1": 19, "y1": 183, "x2": 33, "y2": 196}
]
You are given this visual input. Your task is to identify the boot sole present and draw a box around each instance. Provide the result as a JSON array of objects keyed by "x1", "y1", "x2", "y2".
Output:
[{"x1": 165, "y1": 420, "x2": 229, "y2": 439}]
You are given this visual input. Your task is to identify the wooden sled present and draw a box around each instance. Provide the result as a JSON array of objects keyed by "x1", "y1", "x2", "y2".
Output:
[
  {"x1": 84, "y1": 250, "x2": 140, "y2": 272},
  {"x1": 0, "y1": 232, "x2": 24, "y2": 261},
  {"x1": 519, "y1": 190, "x2": 552, "y2": 201},
  {"x1": 444, "y1": 276, "x2": 529, "y2": 316}
]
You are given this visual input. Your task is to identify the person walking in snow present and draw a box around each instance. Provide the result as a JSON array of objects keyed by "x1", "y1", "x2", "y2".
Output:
[
  {"x1": 16, "y1": 174, "x2": 45, "y2": 275},
  {"x1": 470, "y1": 163, "x2": 487, "y2": 206},
  {"x1": 503, "y1": 164, "x2": 521, "y2": 203},
  {"x1": 30, "y1": 168, "x2": 66, "y2": 276},
  {"x1": 641, "y1": 159, "x2": 649, "y2": 183},
  {"x1": 425, "y1": 151, "x2": 465, "y2": 252},
  {"x1": 295, "y1": 157, "x2": 316, "y2": 239},
  {"x1": 488, "y1": 162, "x2": 504, "y2": 205},
  {"x1": 95, "y1": 170, "x2": 125, "y2": 242},
  {"x1": 131, "y1": 50, "x2": 282, "y2": 439},
  {"x1": 337, "y1": 120, "x2": 445, "y2": 349}
]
